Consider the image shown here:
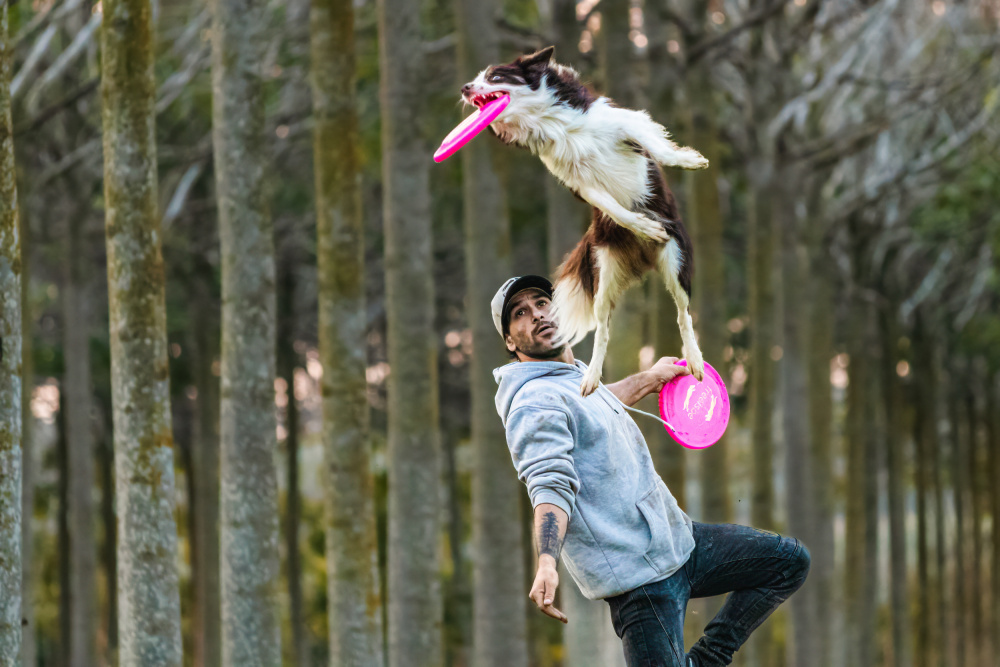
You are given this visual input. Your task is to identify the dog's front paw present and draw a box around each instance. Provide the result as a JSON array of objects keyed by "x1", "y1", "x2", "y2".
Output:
[
  {"x1": 631, "y1": 215, "x2": 670, "y2": 243},
  {"x1": 687, "y1": 356, "x2": 705, "y2": 382},
  {"x1": 580, "y1": 366, "x2": 602, "y2": 396},
  {"x1": 676, "y1": 149, "x2": 709, "y2": 170}
]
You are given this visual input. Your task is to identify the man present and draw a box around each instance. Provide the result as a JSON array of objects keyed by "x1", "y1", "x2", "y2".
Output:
[{"x1": 491, "y1": 275, "x2": 810, "y2": 667}]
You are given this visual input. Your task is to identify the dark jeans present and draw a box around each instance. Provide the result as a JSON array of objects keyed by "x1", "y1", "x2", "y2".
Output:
[{"x1": 605, "y1": 522, "x2": 811, "y2": 666}]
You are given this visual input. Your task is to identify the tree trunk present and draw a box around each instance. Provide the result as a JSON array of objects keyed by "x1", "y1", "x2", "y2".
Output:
[
  {"x1": 929, "y1": 339, "x2": 948, "y2": 667},
  {"x1": 911, "y1": 314, "x2": 933, "y2": 667},
  {"x1": 311, "y1": 0, "x2": 386, "y2": 663},
  {"x1": 805, "y1": 206, "x2": 834, "y2": 667},
  {"x1": 775, "y1": 170, "x2": 817, "y2": 667},
  {"x1": 99, "y1": 0, "x2": 183, "y2": 663},
  {"x1": 58, "y1": 405, "x2": 70, "y2": 667},
  {"x1": 948, "y1": 389, "x2": 967, "y2": 667},
  {"x1": 748, "y1": 179, "x2": 777, "y2": 537},
  {"x1": 98, "y1": 414, "x2": 119, "y2": 665},
  {"x1": 377, "y1": 0, "x2": 443, "y2": 661},
  {"x1": 188, "y1": 229, "x2": 220, "y2": 667},
  {"x1": 964, "y1": 382, "x2": 983, "y2": 663},
  {"x1": 454, "y1": 1, "x2": 529, "y2": 665},
  {"x1": 879, "y1": 305, "x2": 911, "y2": 667},
  {"x1": 63, "y1": 213, "x2": 97, "y2": 667},
  {"x1": 209, "y1": 0, "x2": 283, "y2": 660},
  {"x1": 843, "y1": 291, "x2": 878, "y2": 667},
  {"x1": 986, "y1": 368, "x2": 1000, "y2": 667},
  {"x1": 545, "y1": 0, "x2": 589, "y2": 278},
  {"x1": 19, "y1": 199, "x2": 35, "y2": 667},
  {"x1": 278, "y1": 258, "x2": 307, "y2": 666},
  {"x1": 643, "y1": 7, "x2": 685, "y2": 507},
  {"x1": 0, "y1": 2, "x2": 23, "y2": 660},
  {"x1": 685, "y1": 82, "x2": 730, "y2": 525}
]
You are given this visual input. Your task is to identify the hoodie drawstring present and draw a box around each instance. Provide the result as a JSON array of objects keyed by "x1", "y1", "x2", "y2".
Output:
[{"x1": 602, "y1": 385, "x2": 676, "y2": 431}]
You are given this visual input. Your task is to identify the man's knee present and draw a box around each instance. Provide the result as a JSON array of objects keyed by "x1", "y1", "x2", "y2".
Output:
[{"x1": 783, "y1": 538, "x2": 811, "y2": 588}]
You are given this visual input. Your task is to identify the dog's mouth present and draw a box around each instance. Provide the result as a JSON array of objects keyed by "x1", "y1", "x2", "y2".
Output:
[{"x1": 469, "y1": 90, "x2": 508, "y2": 108}]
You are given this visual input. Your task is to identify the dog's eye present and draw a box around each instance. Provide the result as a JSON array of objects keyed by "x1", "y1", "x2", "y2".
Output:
[{"x1": 490, "y1": 75, "x2": 503, "y2": 82}]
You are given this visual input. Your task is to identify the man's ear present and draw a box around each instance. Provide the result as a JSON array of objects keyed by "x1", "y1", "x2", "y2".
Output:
[
  {"x1": 520, "y1": 45, "x2": 555, "y2": 69},
  {"x1": 505, "y1": 334, "x2": 516, "y2": 352}
]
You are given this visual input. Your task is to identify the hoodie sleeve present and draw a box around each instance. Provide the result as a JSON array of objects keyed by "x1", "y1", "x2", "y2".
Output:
[{"x1": 505, "y1": 405, "x2": 580, "y2": 519}]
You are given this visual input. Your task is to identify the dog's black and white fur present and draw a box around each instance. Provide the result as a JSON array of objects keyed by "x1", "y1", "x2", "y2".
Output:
[{"x1": 462, "y1": 46, "x2": 709, "y2": 395}]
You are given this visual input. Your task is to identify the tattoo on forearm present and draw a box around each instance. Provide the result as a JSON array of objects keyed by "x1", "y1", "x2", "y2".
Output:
[{"x1": 538, "y1": 511, "x2": 564, "y2": 561}]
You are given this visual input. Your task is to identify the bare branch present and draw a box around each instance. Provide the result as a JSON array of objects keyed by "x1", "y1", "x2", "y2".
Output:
[
  {"x1": 14, "y1": 78, "x2": 100, "y2": 136},
  {"x1": 24, "y1": 11, "x2": 102, "y2": 111},
  {"x1": 11, "y1": 24, "x2": 57, "y2": 97},
  {"x1": 687, "y1": 0, "x2": 790, "y2": 65},
  {"x1": 162, "y1": 162, "x2": 206, "y2": 230},
  {"x1": 423, "y1": 33, "x2": 456, "y2": 55}
]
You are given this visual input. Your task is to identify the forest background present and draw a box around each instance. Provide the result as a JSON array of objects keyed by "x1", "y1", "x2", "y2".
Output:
[{"x1": 1, "y1": 0, "x2": 999, "y2": 666}]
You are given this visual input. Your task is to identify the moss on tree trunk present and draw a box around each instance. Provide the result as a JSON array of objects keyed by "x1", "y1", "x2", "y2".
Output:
[
  {"x1": 309, "y1": 0, "x2": 386, "y2": 664},
  {"x1": 0, "y1": 1, "x2": 24, "y2": 661},
  {"x1": 99, "y1": 0, "x2": 183, "y2": 663}
]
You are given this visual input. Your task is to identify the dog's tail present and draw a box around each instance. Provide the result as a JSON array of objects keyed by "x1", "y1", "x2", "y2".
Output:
[{"x1": 551, "y1": 238, "x2": 598, "y2": 348}]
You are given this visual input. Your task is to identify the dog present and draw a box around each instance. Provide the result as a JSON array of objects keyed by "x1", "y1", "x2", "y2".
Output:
[{"x1": 461, "y1": 46, "x2": 709, "y2": 396}]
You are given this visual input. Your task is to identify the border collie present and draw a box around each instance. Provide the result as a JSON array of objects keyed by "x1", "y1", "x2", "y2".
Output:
[{"x1": 462, "y1": 46, "x2": 709, "y2": 395}]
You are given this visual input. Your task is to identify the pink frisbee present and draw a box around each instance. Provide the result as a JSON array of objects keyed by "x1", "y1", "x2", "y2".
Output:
[
  {"x1": 658, "y1": 360, "x2": 730, "y2": 450},
  {"x1": 433, "y1": 95, "x2": 510, "y2": 163}
]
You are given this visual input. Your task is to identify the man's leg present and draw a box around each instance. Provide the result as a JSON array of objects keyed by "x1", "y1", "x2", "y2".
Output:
[
  {"x1": 606, "y1": 569, "x2": 691, "y2": 667},
  {"x1": 683, "y1": 522, "x2": 811, "y2": 666}
]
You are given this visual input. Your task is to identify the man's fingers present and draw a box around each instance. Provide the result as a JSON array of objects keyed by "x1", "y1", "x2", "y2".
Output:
[{"x1": 540, "y1": 603, "x2": 568, "y2": 624}]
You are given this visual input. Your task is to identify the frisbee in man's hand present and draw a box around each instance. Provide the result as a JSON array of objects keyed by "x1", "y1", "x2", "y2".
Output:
[
  {"x1": 433, "y1": 95, "x2": 510, "y2": 163},
  {"x1": 658, "y1": 360, "x2": 730, "y2": 450}
]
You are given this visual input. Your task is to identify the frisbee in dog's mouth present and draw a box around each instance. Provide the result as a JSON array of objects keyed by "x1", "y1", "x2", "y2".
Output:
[
  {"x1": 434, "y1": 94, "x2": 510, "y2": 163},
  {"x1": 470, "y1": 91, "x2": 508, "y2": 108}
]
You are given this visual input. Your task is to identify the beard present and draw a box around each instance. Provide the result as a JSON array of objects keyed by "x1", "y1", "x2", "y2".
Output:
[
  {"x1": 518, "y1": 344, "x2": 565, "y2": 360},
  {"x1": 512, "y1": 331, "x2": 566, "y2": 360}
]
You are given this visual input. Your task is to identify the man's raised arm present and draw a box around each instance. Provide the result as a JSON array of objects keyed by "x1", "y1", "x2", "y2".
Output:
[
  {"x1": 530, "y1": 502, "x2": 569, "y2": 623},
  {"x1": 606, "y1": 356, "x2": 692, "y2": 406}
]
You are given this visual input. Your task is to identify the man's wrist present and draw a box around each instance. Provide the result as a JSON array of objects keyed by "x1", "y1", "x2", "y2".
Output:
[
  {"x1": 637, "y1": 370, "x2": 659, "y2": 397},
  {"x1": 538, "y1": 553, "x2": 558, "y2": 570}
]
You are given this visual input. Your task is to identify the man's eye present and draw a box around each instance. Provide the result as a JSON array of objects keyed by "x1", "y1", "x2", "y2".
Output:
[{"x1": 516, "y1": 309, "x2": 524, "y2": 317}]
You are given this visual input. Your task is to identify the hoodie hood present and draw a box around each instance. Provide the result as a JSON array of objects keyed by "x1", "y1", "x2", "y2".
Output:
[{"x1": 493, "y1": 359, "x2": 586, "y2": 423}]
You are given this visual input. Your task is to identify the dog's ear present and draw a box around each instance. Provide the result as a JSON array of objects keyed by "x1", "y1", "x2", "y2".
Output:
[{"x1": 520, "y1": 45, "x2": 555, "y2": 69}]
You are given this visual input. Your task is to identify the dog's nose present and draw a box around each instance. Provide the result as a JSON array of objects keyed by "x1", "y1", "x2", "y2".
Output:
[{"x1": 462, "y1": 84, "x2": 472, "y2": 94}]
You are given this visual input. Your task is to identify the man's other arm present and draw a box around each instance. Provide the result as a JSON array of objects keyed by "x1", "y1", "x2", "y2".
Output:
[
  {"x1": 505, "y1": 404, "x2": 578, "y2": 623},
  {"x1": 530, "y1": 502, "x2": 569, "y2": 623}
]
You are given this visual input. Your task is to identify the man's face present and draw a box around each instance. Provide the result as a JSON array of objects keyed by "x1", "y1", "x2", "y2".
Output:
[{"x1": 504, "y1": 288, "x2": 564, "y2": 360}]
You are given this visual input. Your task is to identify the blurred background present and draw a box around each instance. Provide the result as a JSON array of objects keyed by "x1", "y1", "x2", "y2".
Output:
[{"x1": 3, "y1": 0, "x2": 1000, "y2": 665}]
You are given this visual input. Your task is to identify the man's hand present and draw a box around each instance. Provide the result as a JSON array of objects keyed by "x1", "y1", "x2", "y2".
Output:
[
  {"x1": 529, "y1": 555, "x2": 568, "y2": 623},
  {"x1": 606, "y1": 355, "x2": 692, "y2": 405},
  {"x1": 645, "y1": 356, "x2": 692, "y2": 393}
]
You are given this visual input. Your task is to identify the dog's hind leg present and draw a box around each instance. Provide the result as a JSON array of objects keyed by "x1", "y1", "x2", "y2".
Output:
[
  {"x1": 580, "y1": 248, "x2": 628, "y2": 396},
  {"x1": 658, "y1": 239, "x2": 705, "y2": 382}
]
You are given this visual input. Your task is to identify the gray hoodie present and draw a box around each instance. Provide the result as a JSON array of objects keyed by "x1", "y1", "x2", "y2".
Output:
[{"x1": 494, "y1": 358, "x2": 695, "y2": 600}]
